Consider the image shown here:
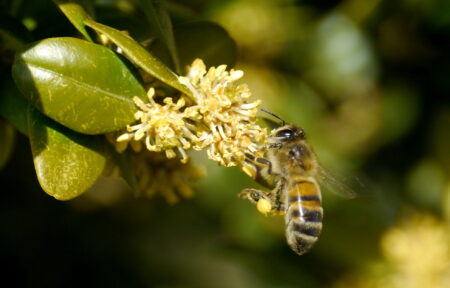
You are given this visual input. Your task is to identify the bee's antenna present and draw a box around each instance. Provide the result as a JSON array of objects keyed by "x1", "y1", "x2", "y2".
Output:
[{"x1": 260, "y1": 108, "x2": 286, "y2": 126}]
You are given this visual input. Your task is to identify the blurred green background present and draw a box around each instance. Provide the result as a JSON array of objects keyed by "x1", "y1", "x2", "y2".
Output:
[{"x1": 1, "y1": 0, "x2": 450, "y2": 287}]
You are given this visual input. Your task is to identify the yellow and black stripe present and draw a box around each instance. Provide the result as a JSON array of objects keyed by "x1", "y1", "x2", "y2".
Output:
[{"x1": 285, "y1": 178, "x2": 323, "y2": 255}]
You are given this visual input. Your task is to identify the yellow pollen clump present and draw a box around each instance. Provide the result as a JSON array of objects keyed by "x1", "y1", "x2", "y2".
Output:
[{"x1": 257, "y1": 198, "x2": 272, "y2": 215}]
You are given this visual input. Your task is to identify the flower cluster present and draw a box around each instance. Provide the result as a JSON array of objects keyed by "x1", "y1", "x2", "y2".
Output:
[
  {"x1": 179, "y1": 59, "x2": 266, "y2": 166},
  {"x1": 133, "y1": 151, "x2": 205, "y2": 204},
  {"x1": 117, "y1": 88, "x2": 193, "y2": 163},
  {"x1": 116, "y1": 59, "x2": 267, "y2": 167}
]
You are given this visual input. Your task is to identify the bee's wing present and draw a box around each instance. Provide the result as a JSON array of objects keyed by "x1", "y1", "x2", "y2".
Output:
[{"x1": 315, "y1": 166, "x2": 358, "y2": 199}]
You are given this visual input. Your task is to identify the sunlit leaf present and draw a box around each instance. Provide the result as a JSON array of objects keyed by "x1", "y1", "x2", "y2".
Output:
[
  {"x1": 53, "y1": 0, "x2": 94, "y2": 41},
  {"x1": 28, "y1": 106, "x2": 106, "y2": 200},
  {"x1": 12, "y1": 37, "x2": 147, "y2": 135},
  {"x1": 84, "y1": 19, "x2": 192, "y2": 98},
  {"x1": 139, "y1": 0, "x2": 180, "y2": 73}
]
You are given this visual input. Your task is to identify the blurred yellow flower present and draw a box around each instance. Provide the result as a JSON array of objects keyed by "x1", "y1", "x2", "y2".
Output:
[
  {"x1": 381, "y1": 213, "x2": 450, "y2": 288},
  {"x1": 333, "y1": 212, "x2": 450, "y2": 288}
]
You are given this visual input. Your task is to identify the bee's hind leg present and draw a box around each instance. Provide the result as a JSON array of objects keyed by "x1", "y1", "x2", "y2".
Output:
[
  {"x1": 238, "y1": 188, "x2": 270, "y2": 205},
  {"x1": 239, "y1": 188, "x2": 275, "y2": 215}
]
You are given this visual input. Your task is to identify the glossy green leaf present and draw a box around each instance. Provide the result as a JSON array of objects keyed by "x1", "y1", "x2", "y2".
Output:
[
  {"x1": 0, "y1": 76, "x2": 29, "y2": 135},
  {"x1": 0, "y1": 120, "x2": 16, "y2": 170},
  {"x1": 84, "y1": 19, "x2": 193, "y2": 98},
  {"x1": 12, "y1": 37, "x2": 147, "y2": 135},
  {"x1": 138, "y1": 0, "x2": 180, "y2": 73},
  {"x1": 152, "y1": 21, "x2": 237, "y2": 70},
  {"x1": 28, "y1": 106, "x2": 106, "y2": 200},
  {"x1": 53, "y1": 0, "x2": 94, "y2": 41}
]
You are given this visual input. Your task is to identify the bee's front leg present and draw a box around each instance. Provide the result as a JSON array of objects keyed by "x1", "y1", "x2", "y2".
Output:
[
  {"x1": 242, "y1": 153, "x2": 277, "y2": 189},
  {"x1": 244, "y1": 153, "x2": 274, "y2": 176}
]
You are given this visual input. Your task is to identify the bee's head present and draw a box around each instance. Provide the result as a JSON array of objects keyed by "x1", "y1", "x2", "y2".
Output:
[
  {"x1": 259, "y1": 109, "x2": 306, "y2": 147},
  {"x1": 268, "y1": 125, "x2": 306, "y2": 147}
]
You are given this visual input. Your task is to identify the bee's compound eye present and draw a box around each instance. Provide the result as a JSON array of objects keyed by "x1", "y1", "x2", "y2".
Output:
[
  {"x1": 257, "y1": 198, "x2": 272, "y2": 214},
  {"x1": 275, "y1": 129, "x2": 294, "y2": 140}
]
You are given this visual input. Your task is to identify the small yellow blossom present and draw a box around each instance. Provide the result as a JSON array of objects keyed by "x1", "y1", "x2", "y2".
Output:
[{"x1": 117, "y1": 88, "x2": 195, "y2": 163}]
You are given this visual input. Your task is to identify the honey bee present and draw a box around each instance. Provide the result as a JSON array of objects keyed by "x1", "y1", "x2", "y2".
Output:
[{"x1": 239, "y1": 109, "x2": 355, "y2": 255}]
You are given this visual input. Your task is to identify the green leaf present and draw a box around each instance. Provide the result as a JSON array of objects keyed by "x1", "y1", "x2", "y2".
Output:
[
  {"x1": 12, "y1": 37, "x2": 147, "y2": 135},
  {"x1": 0, "y1": 120, "x2": 16, "y2": 170},
  {"x1": 28, "y1": 106, "x2": 106, "y2": 200},
  {"x1": 138, "y1": 0, "x2": 180, "y2": 73},
  {"x1": 53, "y1": 0, "x2": 94, "y2": 41},
  {"x1": 0, "y1": 76, "x2": 29, "y2": 135},
  {"x1": 84, "y1": 19, "x2": 193, "y2": 99},
  {"x1": 152, "y1": 21, "x2": 237, "y2": 70}
]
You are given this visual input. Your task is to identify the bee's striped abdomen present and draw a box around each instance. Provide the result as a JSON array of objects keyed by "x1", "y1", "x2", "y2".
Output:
[{"x1": 285, "y1": 178, "x2": 323, "y2": 255}]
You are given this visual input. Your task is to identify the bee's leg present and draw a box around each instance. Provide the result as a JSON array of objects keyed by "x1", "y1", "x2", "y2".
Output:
[
  {"x1": 254, "y1": 156, "x2": 274, "y2": 175},
  {"x1": 270, "y1": 179, "x2": 286, "y2": 213},
  {"x1": 239, "y1": 188, "x2": 276, "y2": 214},
  {"x1": 240, "y1": 152, "x2": 280, "y2": 214},
  {"x1": 242, "y1": 153, "x2": 278, "y2": 190},
  {"x1": 244, "y1": 153, "x2": 274, "y2": 176},
  {"x1": 238, "y1": 188, "x2": 270, "y2": 205}
]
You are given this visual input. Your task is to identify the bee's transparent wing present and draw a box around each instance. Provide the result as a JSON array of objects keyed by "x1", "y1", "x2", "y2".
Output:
[{"x1": 316, "y1": 166, "x2": 358, "y2": 199}]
